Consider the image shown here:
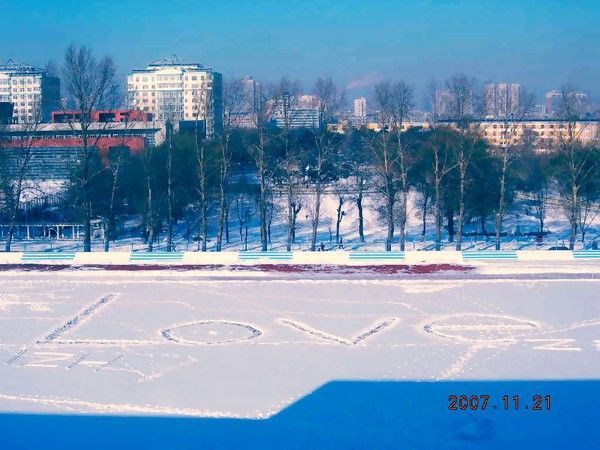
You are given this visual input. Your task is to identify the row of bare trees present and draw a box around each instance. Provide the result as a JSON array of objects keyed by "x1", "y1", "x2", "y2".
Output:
[{"x1": 0, "y1": 46, "x2": 598, "y2": 252}]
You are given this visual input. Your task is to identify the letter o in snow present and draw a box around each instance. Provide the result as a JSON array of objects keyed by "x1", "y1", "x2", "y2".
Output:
[
  {"x1": 424, "y1": 314, "x2": 540, "y2": 343},
  {"x1": 161, "y1": 320, "x2": 262, "y2": 345}
]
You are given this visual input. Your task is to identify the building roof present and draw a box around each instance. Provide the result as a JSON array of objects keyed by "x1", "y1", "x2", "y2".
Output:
[
  {"x1": 0, "y1": 121, "x2": 163, "y2": 134},
  {"x1": 0, "y1": 60, "x2": 45, "y2": 76}
]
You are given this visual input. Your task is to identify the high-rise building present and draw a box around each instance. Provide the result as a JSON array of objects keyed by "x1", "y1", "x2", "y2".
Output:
[
  {"x1": 544, "y1": 90, "x2": 588, "y2": 118},
  {"x1": 544, "y1": 90, "x2": 561, "y2": 117},
  {"x1": 484, "y1": 83, "x2": 520, "y2": 118},
  {"x1": 353, "y1": 97, "x2": 366, "y2": 118},
  {"x1": 271, "y1": 93, "x2": 321, "y2": 129},
  {"x1": 242, "y1": 76, "x2": 261, "y2": 112},
  {"x1": 298, "y1": 94, "x2": 318, "y2": 109},
  {"x1": 0, "y1": 102, "x2": 13, "y2": 124},
  {"x1": 127, "y1": 56, "x2": 223, "y2": 136},
  {"x1": 532, "y1": 104, "x2": 546, "y2": 118},
  {"x1": 433, "y1": 89, "x2": 453, "y2": 119},
  {"x1": 230, "y1": 76, "x2": 262, "y2": 128},
  {"x1": 0, "y1": 61, "x2": 60, "y2": 123}
]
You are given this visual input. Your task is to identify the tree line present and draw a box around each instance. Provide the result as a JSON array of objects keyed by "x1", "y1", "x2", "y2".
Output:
[{"x1": 0, "y1": 45, "x2": 598, "y2": 252}]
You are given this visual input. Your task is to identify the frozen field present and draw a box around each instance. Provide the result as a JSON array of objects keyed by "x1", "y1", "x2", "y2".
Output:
[{"x1": 0, "y1": 270, "x2": 598, "y2": 419}]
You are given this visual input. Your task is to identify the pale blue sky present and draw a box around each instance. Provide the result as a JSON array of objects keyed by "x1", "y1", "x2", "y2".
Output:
[{"x1": 1, "y1": 0, "x2": 599, "y2": 103}]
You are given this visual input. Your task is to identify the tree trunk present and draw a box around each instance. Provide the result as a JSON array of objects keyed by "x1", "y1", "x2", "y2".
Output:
[
  {"x1": 447, "y1": 209, "x2": 455, "y2": 243},
  {"x1": 146, "y1": 166, "x2": 154, "y2": 252},
  {"x1": 494, "y1": 214, "x2": 502, "y2": 251},
  {"x1": 4, "y1": 179, "x2": 23, "y2": 252},
  {"x1": 310, "y1": 184, "x2": 322, "y2": 252},
  {"x1": 200, "y1": 201, "x2": 207, "y2": 252},
  {"x1": 385, "y1": 185, "x2": 395, "y2": 251},
  {"x1": 82, "y1": 141, "x2": 92, "y2": 253},
  {"x1": 421, "y1": 191, "x2": 429, "y2": 237},
  {"x1": 104, "y1": 168, "x2": 119, "y2": 252},
  {"x1": 569, "y1": 223, "x2": 577, "y2": 250},
  {"x1": 357, "y1": 190, "x2": 365, "y2": 243},
  {"x1": 569, "y1": 182, "x2": 578, "y2": 250},
  {"x1": 83, "y1": 202, "x2": 92, "y2": 252},
  {"x1": 258, "y1": 131, "x2": 268, "y2": 252},
  {"x1": 216, "y1": 187, "x2": 226, "y2": 252},
  {"x1": 166, "y1": 123, "x2": 174, "y2": 252},
  {"x1": 495, "y1": 151, "x2": 510, "y2": 251},
  {"x1": 5, "y1": 215, "x2": 17, "y2": 252},
  {"x1": 291, "y1": 204, "x2": 300, "y2": 244},
  {"x1": 268, "y1": 217, "x2": 272, "y2": 243},
  {"x1": 398, "y1": 190, "x2": 407, "y2": 251},
  {"x1": 456, "y1": 160, "x2": 466, "y2": 251},
  {"x1": 335, "y1": 196, "x2": 344, "y2": 244},
  {"x1": 434, "y1": 178, "x2": 441, "y2": 251},
  {"x1": 286, "y1": 189, "x2": 293, "y2": 251},
  {"x1": 385, "y1": 195, "x2": 394, "y2": 252},
  {"x1": 224, "y1": 203, "x2": 230, "y2": 244}
]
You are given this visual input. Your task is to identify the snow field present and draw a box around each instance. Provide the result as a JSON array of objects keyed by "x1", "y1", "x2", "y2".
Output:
[{"x1": 0, "y1": 273, "x2": 598, "y2": 417}]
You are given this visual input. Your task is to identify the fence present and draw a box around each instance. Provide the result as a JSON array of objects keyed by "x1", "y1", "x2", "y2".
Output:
[{"x1": 0, "y1": 250, "x2": 596, "y2": 266}]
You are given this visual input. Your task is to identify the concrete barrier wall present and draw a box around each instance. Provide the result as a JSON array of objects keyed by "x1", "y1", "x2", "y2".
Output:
[
  {"x1": 405, "y1": 251, "x2": 463, "y2": 264},
  {"x1": 183, "y1": 252, "x2": 239, "y2": 265},
  {"x1": 516, "y1": 250, "x2": 575, "y2": 261},
  {"x1": 0, "y1": 252, "x2": 23, "y2": 264},
  {"x1": 74, "y1": 252, "x2": 130, "y2": 265},
  {"x1": 0, "y1": 250, "x2": 596, "y2": 266}
]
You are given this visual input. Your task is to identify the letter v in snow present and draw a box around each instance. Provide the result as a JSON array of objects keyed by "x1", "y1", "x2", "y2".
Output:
[{"x1": 278, "y1": 317, "x2": 400, "y2": 345}]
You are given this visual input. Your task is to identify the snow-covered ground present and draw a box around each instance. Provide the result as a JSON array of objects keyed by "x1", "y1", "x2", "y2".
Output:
[
  {"x1": 4, "y1": 191, "x2": 599, "y2": 252},
  {"x1": 0, "y1": 269, "x2": 598, "y2": 418}
]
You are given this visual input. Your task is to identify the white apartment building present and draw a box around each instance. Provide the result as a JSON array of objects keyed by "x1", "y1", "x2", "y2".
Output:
[
  {"x1": 127, "y1": 57, "x2": 222, "y2": 136},
  {"x1": 0, "y1": 61, "x2": 60, "y2": 123},
  {"x1": 545, "y1": 90, "x2": 588, "y2": 118},
  {"x1": 484, "y1": 83, "x2": 520, "y2": 118},
  {"x1": 353, "y1": 97, "x2": 366, "y2": 118}
]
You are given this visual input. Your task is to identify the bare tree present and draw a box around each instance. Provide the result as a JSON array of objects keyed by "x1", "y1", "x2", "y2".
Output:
[
  {"x1": 426, "y1": 78, "x2": 441, "y2": 126},
  {"x1": 371, "y1": 81, "x2": 398, "y2": 251},
  {"x1": 234, "y1": 184, "x2": 255, "y2": 251},
  {"x1": 102, "y1": 120, "x2": 136, "y2": 252},
  {"x1": 215, "y1": 79, "x2": 245, "y2": 251},
  {"x1": 446, "y1": 74, "x2": 477, "y2": 250},
  {"x1": 247, "y1": 83, "x2": 276, "y2": 251},
  {"x1": 554, "y1": 143, "x2": 598, "y2": 249},
  {"x1": 491, "y1": 88, "x2": 534, "y2": 250},
  {"x1": 553, "y1": 88, "x2": 598, "y2": 249},
  {"x1": 344, "y1": 130, "x2": 371, "y2": 242},
  {"x1": 578, "y1": 187, "x2": 600, "y2": 244},
  {"x1": 142, "y1": 143, "x2": 156, "y2": 252},
  {"x1": 272, "y1": 78, "x2": 303, "y2": 251},
  {"x1": 191, "y1": 88, "x2": 213, "y2": 251},
  {"x1": 427, "y1": 129, "x2": 457, "y2": 250},
  {"x1": 517, "y1": 132, "x2": 550, "y2": 238},
  {"x1": 62, "y1": 44, "x2": 118, "y2": 252},
  {"x1": 2, "y1": 102, "x2": 43, "y2": 251},
  {"x1": 306, "y1": 77, "x2": 344, "y2": 251},
  {"x1": 333, "y1": 180, "x2": 350, "y2": 245},
  {"x1": 388, "y1": 81, "x2": 414, "y2": 250}
]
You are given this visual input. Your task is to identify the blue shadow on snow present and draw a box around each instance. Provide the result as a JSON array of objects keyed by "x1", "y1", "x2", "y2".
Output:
[{"x1": 0, "y1": 379, "x2": 598, "y2": 449}]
